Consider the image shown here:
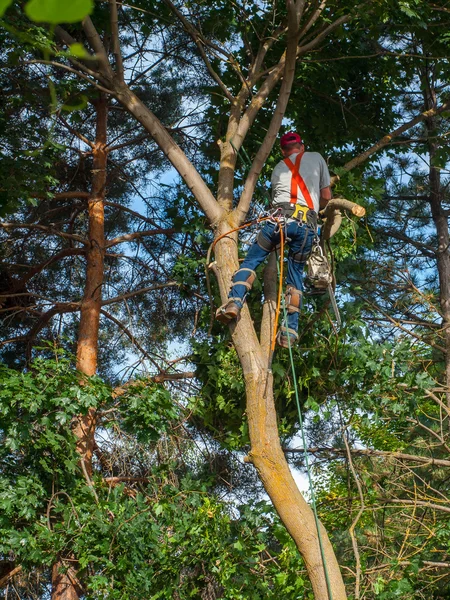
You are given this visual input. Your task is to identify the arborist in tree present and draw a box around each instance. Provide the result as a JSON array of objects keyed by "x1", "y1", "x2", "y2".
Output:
[{"x1": 216, "y1": 132, "x2": 332, "y2": 347}]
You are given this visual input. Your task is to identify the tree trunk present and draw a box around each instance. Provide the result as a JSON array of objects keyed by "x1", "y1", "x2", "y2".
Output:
[
  {"x1": 51, "y1": 562, "x2": 81, "y2": 600},
  {"x1": 214, "y1": 219, "x2": 347, "y2": 600},
  {"x1": 51, "y1": 95, "x2": 107, "y2": 600},
  {"x1": 428, "y1": 159, "x2": 450, "y2": 409},
  {"x1": 423, "y1": 82, "x2": 450, "y2": 409}
]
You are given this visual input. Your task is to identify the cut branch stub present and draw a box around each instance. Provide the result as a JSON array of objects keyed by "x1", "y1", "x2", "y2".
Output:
[{"x1": 321, "y1": 198, "x2": 365, "y2": 241}]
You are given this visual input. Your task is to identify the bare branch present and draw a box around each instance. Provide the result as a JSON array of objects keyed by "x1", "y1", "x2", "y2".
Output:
[
  {"x1": 82, "y1": 16, "x2": 114, "y2": 79},
  {"x1": 105, "y1": 227, "x2": 176, "y2": 248},
  {"x1": 379, "y1": 497, "x2": 450, "y2": 515},
  {"x1": 284, "y1": 446, "x2": 450, "y2": 468},
  {"x1": 0, "y1": 222, "x2": 87, "y2": 245},
  {"x1": 339, "y1": 98, "x2": 450, "y2": 177},
  {"x1": 109, "y1": 0, "x2": 125, "y2": 81},
  {"x1": 58, "y1": 114, "x2": 95, "y2": 149},
  {"x1": 101, "y1": 282, "x2": 179, "y2": 306},
  {"x1": 100, "y1": 308, "x2": 161, "y2": 370},
  {"x1": 163, "y1": 0, "x2": 234, "y2": 102},
  {"x1": 3, "y1": 248, "x2": 85, "y2": 293},
  {"x1": 22, "y1": 60, "x2": 115, "y2": 95}
]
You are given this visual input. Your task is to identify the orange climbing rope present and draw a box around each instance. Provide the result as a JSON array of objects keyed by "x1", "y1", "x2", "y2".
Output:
[
  {"x1": 210, "y1": 215, "x2": 271, "y2": 252},
  {"x1": 209, "y1": 214, "x2": 286, "y2": 352}
]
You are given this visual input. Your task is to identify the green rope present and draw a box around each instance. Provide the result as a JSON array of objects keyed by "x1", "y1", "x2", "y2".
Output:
[{"x1": 276, "y1": 248, "x2": 334, "y2": 600}]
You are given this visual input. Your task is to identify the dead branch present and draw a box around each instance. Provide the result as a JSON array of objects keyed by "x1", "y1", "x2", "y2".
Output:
[{"x1": 284, "y1": 446, "x2": 450, "y2": 468}]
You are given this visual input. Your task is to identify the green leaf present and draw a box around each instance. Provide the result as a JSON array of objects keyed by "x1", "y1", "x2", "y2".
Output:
[
  {"x1": 233, "y1": 539, "x2": 243, "y2": 551},
  {"x1": 25, "y1": 0, "x2": 93, "y2": 24},
  {"x1": 61, "y1": 94, "x2": 88, "y2": 112},
  {"x1": 69, "y1": 43, "x2": 91, "y2": 59},
  {"x1": 0, "y1": 0, "x2": 13, "y2": 18}
]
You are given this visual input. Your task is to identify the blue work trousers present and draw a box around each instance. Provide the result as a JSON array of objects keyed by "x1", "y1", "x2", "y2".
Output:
[{"x1": 229, "y1": 220, "x2": 315, "y2": 332}]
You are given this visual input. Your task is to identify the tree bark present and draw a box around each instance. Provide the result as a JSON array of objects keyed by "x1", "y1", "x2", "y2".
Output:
[
  {"x1": 73, "y1": 93, "x2": 107, "y2": 471},
  {"x1": 424, "y1": 90, "x2": 450, "y2": 409},
  {"x1": 51, "y1": 562, "x2": 81, "y2": 600},
  {"x1": 51, "y1": 95, "x2": 108, "y2": 600}
]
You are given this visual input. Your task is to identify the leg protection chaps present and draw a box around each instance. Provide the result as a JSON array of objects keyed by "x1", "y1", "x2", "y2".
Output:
[
  {"x1": 285, "y1": 285, "x2": 302, "y2": 315},
  {"x1": 231, "y1": 267, "x2": 257, "y2": 295}
]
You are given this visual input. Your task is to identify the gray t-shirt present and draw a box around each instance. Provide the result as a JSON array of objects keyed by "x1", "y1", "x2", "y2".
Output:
[{"x1": 271, "y1": 151, "x2": 331, "y2": 213}]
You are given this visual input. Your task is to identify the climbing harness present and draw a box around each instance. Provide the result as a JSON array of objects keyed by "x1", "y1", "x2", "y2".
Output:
[{"x1": 210, "y1": 140, "x2": 340, "y2": 331}]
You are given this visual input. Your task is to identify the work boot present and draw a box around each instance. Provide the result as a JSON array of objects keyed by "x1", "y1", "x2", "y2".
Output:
[
  {"x1": 276, "y1": 326, "x2": 298, "y2": 348},
  {"x1": 215, "y1": 300, "x2": 242, "y2": 324}
]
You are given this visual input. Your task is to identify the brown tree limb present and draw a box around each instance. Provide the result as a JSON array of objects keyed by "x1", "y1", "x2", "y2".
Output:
[
  {"x1": 284, "y1": 446, "x2": 450, "y2": 468},
  {"x1": 320, "y1": 198, "x2": 365, "y2": 241},
  {"x1": 82, "y1": 16, "x2": 114, "y2": 79},
  {"x1": 0, "y1": 566, "x2": 22, "y2": 588},
  {"x1": 23, "y1": 60, "x2": 114, "y2": 95},
  {"x1": 4, "y1": 249, "x2": 85, "y2": 294},
  {"x1": 109, "y1": 0, "x2": 125, "y2": 81},
  {"x1": 105, "y1": 227, "x2": 176, "y2": 247},
  {"x1": 112, "y1": 371, "x2": 195, "y2": 398},
  {"x1": 104, "y1": 201, "x2": 160, "y2": 226},
  {"x1": 338, "y1": 97, "x2": 450, "y2": 177},
  {"x1": 0, "y1": 222, "x2": 87, "y2": 245},
  {"x1": 99, "y1": 308, "x2": 161, "y2": 371},
  {"x1": 101, "y1": 282, "x2": 179, "y2": 306},
  {"x1": 379, "y1": 498, "x2": 450, "y2": 514},
  {"x1": 58, "y1": 114, "x2": 94, "y2": 149}
]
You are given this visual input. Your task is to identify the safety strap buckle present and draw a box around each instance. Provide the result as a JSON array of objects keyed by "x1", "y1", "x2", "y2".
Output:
[{"x1": 291, "y1": 204, "x2": 309, "y2": 222}]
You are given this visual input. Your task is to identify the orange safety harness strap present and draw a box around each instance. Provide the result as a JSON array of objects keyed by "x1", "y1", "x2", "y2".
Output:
[{"x1": 283, "y1": 153, "x2": 314, "y2": 210}]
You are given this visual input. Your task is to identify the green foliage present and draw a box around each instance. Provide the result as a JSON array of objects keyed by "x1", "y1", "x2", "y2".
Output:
[
  {"x1": 118, "y1": 382, "x2": 179, "y2": 443},
  {"x1": 0, "y1": 357, "x2": 312, "y2": 599},
  {"x1": 25, "y1": 0, "x2": 93, "y2": 24},
  {"x1": 192, "y1": 339, "x2": 247, "y2": 447},
  {"x1": 0, "y1": 0, "x2": 13, "y2": 18}
]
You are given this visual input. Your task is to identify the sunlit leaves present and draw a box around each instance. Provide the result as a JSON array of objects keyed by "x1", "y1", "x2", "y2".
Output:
[
  {"x1": 0, "y1": 0, "x2": 13, "y2": 18},
  {"x1": 25, "y1": 0, "x2": 93, "y2": 24}
]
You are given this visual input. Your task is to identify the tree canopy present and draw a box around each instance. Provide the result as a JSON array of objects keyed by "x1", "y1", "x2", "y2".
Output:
[{"x1": 1, "y1": 1, "x2": 450, "y2": 599}]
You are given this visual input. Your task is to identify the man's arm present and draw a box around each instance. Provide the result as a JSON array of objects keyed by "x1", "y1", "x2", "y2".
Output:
[{"x1": 319, "y1": 186, "x2": 332, "y2": 210}]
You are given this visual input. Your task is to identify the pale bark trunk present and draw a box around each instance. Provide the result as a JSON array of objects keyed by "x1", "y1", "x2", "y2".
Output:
[
  {"x1": 113, "y1": 83, "x2": 222, "y2": 226},
  {"x1": 51, "y1": 95, "x2": 108, "y2": 600},
  {"x1": 214, "y1": 220, "x2": 347, "y2": 599}
]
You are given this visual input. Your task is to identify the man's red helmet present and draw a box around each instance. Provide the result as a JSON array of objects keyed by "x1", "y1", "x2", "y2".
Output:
[{"x1": 280, "y1": 131, "x2": 302, "y2": 147}]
